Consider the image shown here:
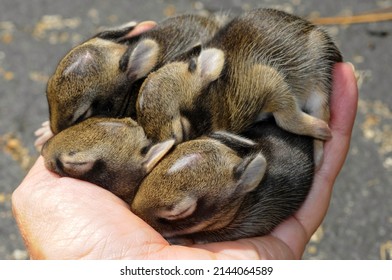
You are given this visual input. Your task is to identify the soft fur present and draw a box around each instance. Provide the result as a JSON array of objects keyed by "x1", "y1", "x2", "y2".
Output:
[
  {"x1": 131, "y1": 119, "x2": 314, "y2": 244},
  {"x1": 45, "y1": 13, "x2": 228, "y2": 135},
  {"x1": 136, "y1": 8, "x2": 342, "y2": 164}
]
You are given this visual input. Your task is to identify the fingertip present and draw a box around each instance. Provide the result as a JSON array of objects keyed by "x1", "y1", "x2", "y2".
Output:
[
  {"x1": 330, "y1": 62, "x2": 359, "y2": 134},
  {"x1": 317, "y1": 62, "x2": 359, "y2": 181},
  {"x1": 346, "y1": 62, "x2": 356, "y2": 73}
]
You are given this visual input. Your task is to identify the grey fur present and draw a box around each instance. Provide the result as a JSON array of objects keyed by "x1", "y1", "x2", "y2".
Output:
[
  {"x1": 46, "y1": 13, "x2": 227, "y2": 134},
  {"x1": 131, "y1": 119, "x2": 314, "y2": 244},
  {"x1": 136, "y1": 8, "x2": 342, "y2": 165},
  {"x1": 41, "y1": 117, "x2": 174, "y2": 203}
]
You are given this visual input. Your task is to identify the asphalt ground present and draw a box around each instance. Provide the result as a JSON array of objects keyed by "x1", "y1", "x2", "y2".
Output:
[{"x1": 0, "y1": 0, "x2": 391, "y2": 259}]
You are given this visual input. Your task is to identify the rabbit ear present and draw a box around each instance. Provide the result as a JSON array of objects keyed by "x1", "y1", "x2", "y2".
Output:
[
  {"x1": 233, "y1": 153, "x2": 266, "y2": 195},
  {"x1": 94, "y1": 21, "x2": 156, "y2": 42},
  {"x1": 62, "y1": 49, "x2": 96, "y2": 77},
  {"x1": 197, "y1": 48, "x2": 225, "y2": 85},
  {"x1": 121, "y1": 21, "x2": 157, "y2": 39},
  {"x1": 142, "y1": 139, "x2": 175, "y2": 173},
  {"x1": 56, "y1": 153, "x2": 96, "y2": 177},
  {"x1": 209, "y1": 131, "x2": 256, "y2": 151},
  {"x1": 157, "y1": 196, "x2": 197, "y2": 221},
  {"x1": 120, "y1": 39, "x2": 160, "y2": 80}
]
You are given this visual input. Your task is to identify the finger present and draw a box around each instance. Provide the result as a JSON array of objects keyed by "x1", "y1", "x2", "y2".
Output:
[
  {"x1": 271, "y1": 62, "x2": 358, "y2": 257},
  {"x1": 34, "y1": 126, "x2": 47, "y2": 136},
  {"x1": 34, "y1": 131, "x2": 53, "y2": 150},
  {"x1": 300, "y1": 62, "x2": 358, "y2": 231},
  {"x1": 322, "y1": 63, "x2": 358, "y2": 176},
  {"x1": 34, "y1": 121, "x2": 50, "y2": 135}
]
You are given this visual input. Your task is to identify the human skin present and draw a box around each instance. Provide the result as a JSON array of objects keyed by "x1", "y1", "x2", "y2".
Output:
[{"x1": 12, "y1": 62, "x2": 357, "y2": 259}]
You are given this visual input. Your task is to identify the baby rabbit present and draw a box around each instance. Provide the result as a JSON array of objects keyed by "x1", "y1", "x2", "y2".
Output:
[
  {"x1": 41, "y1": 116, "x2": 314, "y2": 243},
  {"x1": 35, "y1": 13, "x2": 229, "y2": 149},
  {"x1": 131, "y1": 119, "x2": 314, "y2": 244},
  {"x1": 136, "y1": 8, "x2": 342, "y2": 164},
  {"x1": 41, "y1": 117, "x2": 175, "y2": 203}
]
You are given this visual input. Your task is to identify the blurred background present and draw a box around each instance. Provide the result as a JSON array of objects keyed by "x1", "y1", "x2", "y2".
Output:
[{"x1": 0, "y1": 0, "x2": 391, "y2": 259}]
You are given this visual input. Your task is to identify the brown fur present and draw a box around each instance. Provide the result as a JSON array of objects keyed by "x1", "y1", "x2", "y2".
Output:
[
  {"x1": 136, "y1": 8, "x2": 342, "y2": 164},
  {"x1": 41, "y1": 117, "x2": 315, "y2": 244},
  {"x1": 40, "y1": 9, "x2": 339, "y2": 223},
  {"x1": 45, "y1": 13, "x2": 228, "y2": 135},
  {"x1": 131, "y1": 119, "x2": 314, "y2": 244},
  {"x1": 41, "y1": 117, "x2": 174, "y2": 203}
]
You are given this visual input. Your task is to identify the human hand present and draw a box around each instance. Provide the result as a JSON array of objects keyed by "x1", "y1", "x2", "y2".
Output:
[{"x1": 12, "y1": 62, "x2": 358, "y2": 259}]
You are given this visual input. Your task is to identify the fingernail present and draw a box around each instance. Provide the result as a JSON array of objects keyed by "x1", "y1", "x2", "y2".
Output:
[{"x1": 346, "y1": 62, "x2": 356, "y2": 72}]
